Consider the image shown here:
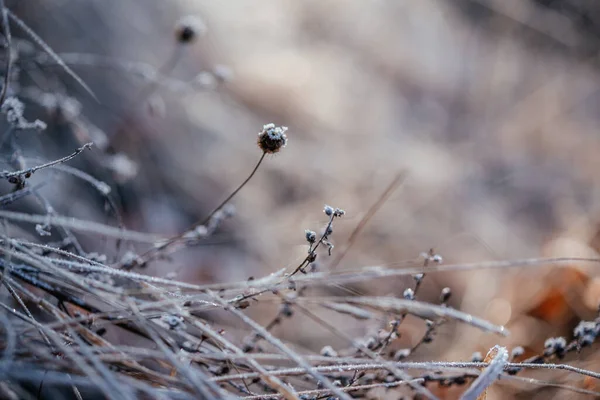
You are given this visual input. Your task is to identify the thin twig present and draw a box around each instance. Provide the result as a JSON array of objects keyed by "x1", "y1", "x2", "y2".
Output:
[
  {"x1": 3, "y1": 143, "x2": 92, "y2": 178},
  {"x1": 208, "y1": 290, "x2": 356, "y2": 400},
  {"x1": 6, "y1": 8, "x2": 97, "y2": 100}
]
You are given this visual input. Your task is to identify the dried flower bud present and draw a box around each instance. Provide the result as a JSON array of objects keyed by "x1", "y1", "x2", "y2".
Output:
[
  {"x1": 365, "y1": 337, "x2": 377, "y2": 350},
  {"x1": 334, "y1": 208, "x2": 345, "y2": 217},
  {"x1": 257, "y1": 123, "x2": 288, "y2": 153},
  {"x1": 305, "y1": 229, "x2": 316, "y2": 243},
  {"x1": 162, "y1": 314, "x2": 185, "y2": 331},
  {"x1": 511, "y1": 346, "x2": 524, "y2": 359},
  {"x1": 440, "y1": 287, "x2": 452, "y2": 304},
  {"x1": 394, "y1": 348, "x2": 411, "y2": 361},
  {"x1": 236, "y1": 300, "x2": 250, "y2": 309},
  {"x1": 280, "y1": 302, "x2": 293, "y2": 318},
  {"x1": 324, "y1": 205, "x2": 334, "y2": 216},
  {"x1": 574, "y1": 320, "x2": 599, "y2": 339},
  {"x1": 403, "y1": 288, "x2": 415, "y2": 300},
  {"x1": 175, "y1": 16, "x2": 207, "y2": 44},
  {"x1": 544, "y1": 337, "x2": 567, "y2": 357},
  {"x1": 320, "y1": 345, "x2": 338, "y2": 357}
]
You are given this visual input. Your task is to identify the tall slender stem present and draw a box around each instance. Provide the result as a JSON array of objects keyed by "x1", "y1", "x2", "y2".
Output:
[{"x1": 128, "y1": 152, "x2": 267, "y2": 268}]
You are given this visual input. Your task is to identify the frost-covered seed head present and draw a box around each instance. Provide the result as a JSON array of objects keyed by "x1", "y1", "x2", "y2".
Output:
[
  {"x1": 403, "y1": 288, "x2": 415, "y2": 300},
  {"x1": 511, "y1": 346, "x2": 524, "y2": 359},
  {"x1": 305, "y1": 229, "x2": 316, "y2": 243},
  {"x1": 394, "y1": 348, "x2": 411, "y2": 361},
  {"x1": 2, "y1": 97, "x2": 24, "y2": 125},
  {"x1": 324, "y1": 205, "x2": 334, "y2": 216},
  {"x1": 257, "y1": 123, "x2": 288, "y2": 153},
  {"x1": 574, "y1": 320, "x2": 598, "y2": 338},
  {"x1": 440, "y1": 287, "x2": 452, "y2": 303},
  {"x1": 320, "y1": 345, "x2": 338, "y2": 357}
]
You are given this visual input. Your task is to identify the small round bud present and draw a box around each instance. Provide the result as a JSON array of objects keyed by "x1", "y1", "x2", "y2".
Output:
[
  {"x1": 394, "y1": 348, "x2": 411, "y2": 361},
  {"x1": 320, "y1": 345, "x2": 338, "y2": 357},
  {"x1": 305, "y1": 229, "x2": 316, "y2": 243},
  {"x1": 324, "y1": 205, "x2": 334, "y2": 216},
  {"x1": 161, "y1": 314, "x2": 185, "y2": 331},
  {"x1": 257, "y1": 123, "x2": 288, "y2": 153},
  {"x1": 403, "y1": 288, "x2": 415, "y2": 300},
  {"x1": 280, "y1": 302, "x2": 293, "y2": 317},
  {"x1": 175, "y1": 16, "x2": 207, "y2": 44},
  {"x1": 333, "y1": 208, "x2": 345, "y2": 217},
  {"x1": 511, "y1": 346, "x2": 524, "y2": 359},
  {"x1": 471, "y1": 351, "x2": 483, "y2": 362},
  {"x1": 544, "y1": 337, "x2": 567, "y2": 357},
  {"x1": 440, "y1": 287, "x2": 452, "y2": 303}
]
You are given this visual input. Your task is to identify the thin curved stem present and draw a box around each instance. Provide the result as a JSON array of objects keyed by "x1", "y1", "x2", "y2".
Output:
[
  {"x1": 130, "y1": 152, "x2": 267, "y2": 267},
  {"x1": 192, "y1": 151, "x2": 266, "y2": 230}
]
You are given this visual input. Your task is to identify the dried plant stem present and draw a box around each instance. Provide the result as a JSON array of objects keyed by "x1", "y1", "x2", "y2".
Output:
[
  {"x1": 209, "y1": 290, "x2": 355, "y2": 400},
  {"x1": 463, "y1": 346, "x2": 508, "y2": 400},
  {"x1": 0, "y1": 209, "x2": 161, "y2": 242},
  {"x1": 6, "y1": 8, "x2": 97, "y2": 100},
  {"x1": 240, "y1": 379, "x2": 425, "y2": 400},
  {"x1": 133, "y1": 152, "x2": 267, "y2": 266},
  {"x1": 3, "y1": 143, "x2": 93, "y2": 178},
  {"x1": 291, "y1": 300, "x2": 440, "y2": 400}
]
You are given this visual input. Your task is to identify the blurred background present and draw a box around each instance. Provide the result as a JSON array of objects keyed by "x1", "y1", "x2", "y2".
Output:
[{"x1": 8, "y1": 0, "x2": 600, "y2": 398}]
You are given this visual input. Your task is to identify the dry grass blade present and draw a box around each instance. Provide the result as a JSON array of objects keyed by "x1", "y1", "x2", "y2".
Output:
[
  {"x1": 126, "y1": 300, "x2": 227, "y2": 399},
  {"x1": 0, "y1": 209, "x2": 161, "y2": 242},
  {"x1": 462, "y1": 345, "x2": 508, "y2": 400},
  {"x1": 6, "y1": 8, "x2": 97, "y2": 100},
  {"x1": 188, "y1": 319, "x2": 301, "y2": 400},
  {"x1": 290, "y1": 300, "x2": 440, "y2": 400},
  {"x1": 208, "y1": 290, "x2": 356, "y2": 400},
  {"x1": 503, "y1": 374, "x2": 600, "y2": 397},
  {"x1": 3, "y1": 143, "x2": 93, "y2": 178},
  {"x1": 240, "y1": 379, "x2": 425, "y2": 400},
  {"x1": 280, "y1": 257, "x2": 600, "y2": 289},
  {"x1": 321, "y1": 301, "x2": 374, "y2": 320},
  {"x1": 306, "y1": 297, "x2": 508, "y2": 335}
]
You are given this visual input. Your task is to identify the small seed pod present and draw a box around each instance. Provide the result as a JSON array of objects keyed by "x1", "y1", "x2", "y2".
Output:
[
  {"x1": 257, "y1": 123, "x2": 288, "y2": 153},
  {"x1": 440, "y1": 287, "x2": 452, "y2": 304},
  {"x1": 175, "y1": 16, "x2": 207, "y2": 44},
  {"x1": 305, "y1": 229, "x2": 316, "y2": 243}
]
